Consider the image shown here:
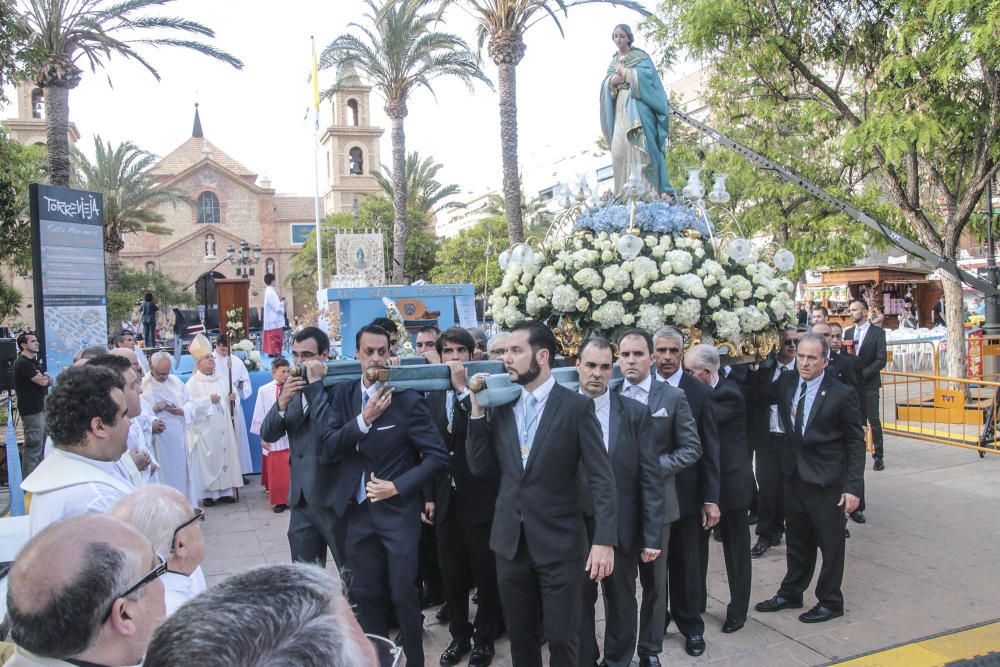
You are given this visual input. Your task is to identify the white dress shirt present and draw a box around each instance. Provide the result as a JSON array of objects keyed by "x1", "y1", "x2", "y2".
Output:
[
  {"x1": 621, "y1": 374, "x2": 653, "y2": 406},
  {"x1": 513, "y1": 375, "x2": 556, "y2": 442},
  {"x1": 663, "y1": 367, "x2": 684, "y2": 388},
  {"x1": 791, "y1": 371, "x2": 825, "y2": 434},
  {"x1": 580, "y1": 388, "x2": 611, "y2": 450},
  {"x1": 854, "y1": 321, "x2": 870, "y2": 352}
]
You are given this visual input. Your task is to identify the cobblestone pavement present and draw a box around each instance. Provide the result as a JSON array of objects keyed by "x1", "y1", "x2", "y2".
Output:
[{"x1": 201, "y1": 435, "x2": 1000, "y2": 665}]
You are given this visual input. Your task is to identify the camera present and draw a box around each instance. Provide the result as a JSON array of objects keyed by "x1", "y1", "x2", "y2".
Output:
[{"x1": 288, "y1": 364, "x2": 308, "y2": 379}]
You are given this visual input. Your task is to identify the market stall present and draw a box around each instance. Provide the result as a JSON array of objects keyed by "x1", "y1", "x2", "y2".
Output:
[{"x1": 807, "y1": 265, "x2": 939, "y2": 329}]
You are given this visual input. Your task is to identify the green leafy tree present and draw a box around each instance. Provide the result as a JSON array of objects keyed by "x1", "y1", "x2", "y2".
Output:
[
  {"x1": 435, "y1": 0, "x2": 649, "y2": 244},
  {"x1": 372, "y1": 151, "x2": 462, "y2": 218},
  {"x1": 0, "y1": 278, "x2": 24, "y2": 327},
  {"x1": 72, "y1": 136, "x2": 192, "y2": 292},
  {"x1": 15, "y1": 0, "x2": 243, "y2": 187},
  {"x1": 320, "y1": 0, "x2": 490, "y2": 284},
  {"x1": 479, "y1": 192, "x2": 554, "y2": 239},
  {"x1": 107, "y1": 266, "x2": 196, "y2": 330},
  {"x1": 0, "y1": 128, "x2": 48, "y2": 273},
  {"x1": 430, "y1": 216, "x2": 507, "y2": 296},
  {"x1": 652, "y1": 0, "x2": 1000, "y2": 378}
]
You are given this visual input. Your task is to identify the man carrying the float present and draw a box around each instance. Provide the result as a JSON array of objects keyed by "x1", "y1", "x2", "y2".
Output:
[{"x1": 185, "y1": 334, "x2": 244, "y2": 506}]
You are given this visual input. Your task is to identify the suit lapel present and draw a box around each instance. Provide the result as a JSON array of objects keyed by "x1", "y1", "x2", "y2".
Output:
[
  {"x1": 803, "y1": 374, "x2": 833, "y2": 434},
  {"x1": 523, "y1": 383, "x2": 563, "y2": 475}
]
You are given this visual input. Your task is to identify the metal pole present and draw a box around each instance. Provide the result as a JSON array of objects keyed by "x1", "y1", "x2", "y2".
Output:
[
  {"x1": 311, "y1": 36, "x2": 324, "y2": 296},
  {"x1": 985, "y1": 179, "x2": 1000, "y2": 349}
]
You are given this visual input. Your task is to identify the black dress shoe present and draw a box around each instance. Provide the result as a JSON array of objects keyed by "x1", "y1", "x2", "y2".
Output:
[
  {"x1": 849, "y1": 510, "x2": 866, "y2": 523},
  {"x1": 843, "y1": 527, "x2": 851, "y2": 539},
  {"x1": 721, "y1": 617, "x2": 745, "y2": 633},
  {"x1": 747, "y1": 510, "x2": 759, "y2": 525},
  {"x1": 272, "y1": 504, "x2": 287, "y2": 513},
  {"x1": 638, "y1": 656, "x2": 661, "y2": 667},
  {"x1": 685, "y1": 634, "x2": 706, "y2": 657},
  {"x1": 435, "y1": 602, "x2": 450, "y2": 623},
  {"x1": 439, "y1": 639, "x2": 471, "y2": 665},
  {"x1": 219, "y1": 496, "x2": 236, "y2": 504},
  {"x1": 873, "y1": 458, "x2": 885, "y2": 471},
  {"x1": 750, "y1": 539, "x2": 771, "y2": 558},
  {"x1": 755, "y1": 595, "x2": 803, "y2": 612},
  {"x1": 799, "y1": 605, "x2": 844, "y2": 623},
  {"x1": 242, "y1": 475, "x2": 250, "y2": 484},
  {"x1": 468, "y1": 641, "x2": 495, "y2": 667},
  {"x1": 202, "y1": 498, "x2": 216, "y2": 507}
]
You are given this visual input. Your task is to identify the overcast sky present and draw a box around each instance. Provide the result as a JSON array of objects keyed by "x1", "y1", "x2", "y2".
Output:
[{"x1": 5, "y1": 0, "x2": 697, "y2": 200}]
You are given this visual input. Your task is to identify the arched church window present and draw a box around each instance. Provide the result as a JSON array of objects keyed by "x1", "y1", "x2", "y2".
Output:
[
  {"x1": 197, "y1": 191, "x2": 220, "y2": 224},
  {"x1": 265, "y1": 258, "x2": 275, "y2": 275},
  {"x1": 349, "y1": 147, "x2": 364, "y2": 175},
  {"x1": 205, "y1": 233, "x2": 216, "y2": 258},
  {"x1": 31, "y1": 89, "x2": 44, "y2": 119},
  {"x1": 347, "y1": 99, "x2": 359, "y2": 126},
  {"x1": 145, "y1": 261, "x2": 155, "y2": 273}
]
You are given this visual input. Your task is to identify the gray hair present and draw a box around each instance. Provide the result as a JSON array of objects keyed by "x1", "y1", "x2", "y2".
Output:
[
  {"x1": 652, "y1": 325, "x2": 683, "y2": 345},
  {"x1": 685, "y1": 343, "x2": 720, "y2": 373},
  {"x1": 150, "y1": 351, "x2": 174, "y2": 367},
  {"x1": 111, "y1": 485, "x2": 191, "y2": 556},
  {"x1": 77, "y1": 345, "x2": 110, "y2": 361},
  {"x1": 144, "y1": 564, "x2": 369, "y2": 667},
  {"x1": 798, "y1": 332, "x2": 830, "y2": 357}
]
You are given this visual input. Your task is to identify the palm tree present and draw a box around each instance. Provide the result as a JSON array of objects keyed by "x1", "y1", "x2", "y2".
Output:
[
  {"x1": 372, "y1": 151, "x2": 462, "y2": 218},
  {"x1": 16, "y1": 0, "x2": 243, "y2": 187},
  {"x1": 72, "y1": 136, "x2": 191, "y2": 292},
  {"x1": 321, "y1": 0, "x2": 491, "y2": 284},
  {"x1": 435, "y1": 0, "x2": 648, "y2": 243},
  {"x1": 482, "y1": 191, "x2": 554, "y2": 235}
]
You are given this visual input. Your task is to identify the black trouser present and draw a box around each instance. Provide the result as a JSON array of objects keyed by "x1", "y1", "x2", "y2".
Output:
[
  {"x1": 699, "y1": 507, "x2": 752, "y2": 622},
  {"x1": 636, "y1": 523, "x2": 671, "y2": 657},
  {"x1": 287, "y1": 497, "x2": 346, "y2": 569},
  {"x1": 777, "y1": 472, "x2": 847, "y2": 612},
  {"x1": 755, "y1": 432, "x2": 787, "y2": 543},
  {"x1": 419, "y1": 521, "x2": 443, "y2": 601},
  {"x1": 496, "y1": 527, "x2": 584, "y2": 667},
  {"x1": 860, "y1": 389, "x2": 884, "y2": 459},
  {"x1": 665, "y1": 515, "x2": 704, "y2": 638},
  {"x1": 346, "y1": 502, "x2": 425, "y2": 667},
  {"x1": 579, "y1": 517, "x2": 640, "y2": 667},
  {"x1": 437, "y1": 510, "x2": 502, "y2": 644}
]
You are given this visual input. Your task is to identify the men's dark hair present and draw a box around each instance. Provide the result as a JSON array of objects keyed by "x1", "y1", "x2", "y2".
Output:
[
  {"x1": 811, "y1": 305, "x2": 829, "y2": 317},
  {"x1": 355, "y1": 324, "x2": 390, "y2": 349},
  {"x1": 114, "y1": 330, "x2": 135, "y2": 346},
  {"x1": 7, "y1": 540, "x2": 137, "y2": 658},
  {"x1": 436, "y1": 326, "x2": 475, "y2": 356},
  {"x1": 145, "y1": 564, "x2": 366, "y2": 667},
  {"x1": 418, "y1": 325, "x2": 440, "y2": 337},
  {"x1": 798, "y1": 332, "x2": 830, "y2": 357},
  {"x1": 466, "y1": 327, "x2": 488, "y2": 352},
  {"x1": 216, "y1": 333, "x2": 230, "y2": 348},
  {"x1": 580, "y1": 336, "x2": 615, "y2": 360},
  {"x1": 264, "y1": 273, "x2": 276, "y2": 286},
  {"x1": 293, "y1": 326, "x2": 330, "y2": 355},
  {"x1": 86, "y1": 354, "x2": 132, "y2": 378},
  {"x1": 271, "y1": 357, "x2": 291, "y2": 370},
  {"x1": 16, "y1": 332, "x2": 34, "y2": 350},
  {"x1": 78, "y1": 345, "x2": 110, "y2": 360},
  {"x1": 617, "y1": 328, "x2": 653, "y2": 353},
  {"x1": 510, "y1": 320, "x2": 558, "y2": 365},
  {"x1": 851, "y1": 298, "x2": 869, "y2": 310},
  {"x1": 371, "y1": 317, "x2": 397, "y2": 335},
  {"x1": 830, "y1": 322, "x2": 844, "y2": 332},
  {"x1": 46, "y1": 365, "x2": 124, "y2": 449}
]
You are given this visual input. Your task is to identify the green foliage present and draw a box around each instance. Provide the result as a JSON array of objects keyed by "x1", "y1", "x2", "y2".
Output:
[
  {"x1": 0, "y1": 128, "x2": 47, "y2": 273},
  {"x1": 430, "y1": 216, "x2": 507, "y2": 295},
  {"x1": 106, "y1": 266, "x2": 196, "y2": 328},
  {"x1": 289, "y1": 196, "x2": 439, "y2": 287},
  {"x1": 0, "y1": 278, "x2": 24, "y2": 325},
  {"x1": 371, "y1": 152, "x2": 461, "y2": 216}
]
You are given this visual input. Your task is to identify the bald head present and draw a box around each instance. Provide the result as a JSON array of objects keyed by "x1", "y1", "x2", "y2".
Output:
[
  {"x1": 111, "y1": 346, "x2": 142, "y2": 377},
  {"x1": 111, "y1": 485, "x2": 194, "y2": 557},
  {"x1": 7, "y1": 514, "x2": 160, "y2": 660}
]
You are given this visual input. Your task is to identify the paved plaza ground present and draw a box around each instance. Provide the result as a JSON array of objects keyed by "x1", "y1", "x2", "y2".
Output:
[{"x1": 200, "y1": 434, "x2": 1000, "y2": 666}]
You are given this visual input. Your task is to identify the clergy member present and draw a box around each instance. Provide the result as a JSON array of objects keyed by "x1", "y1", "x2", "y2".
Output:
[
  {"x1": 143, "y1": 351, "x2": 200, "y2": 507},
  {"x1": 251, "y1": 357, "x2": 291, "y2": 513},
  {"x1": 185, "y1": 334, "x2": 244, "y2": 506},
  {"x1": 262, "y1": 272, "x2": 285, "y2": 356},
  {"x1": 213, "y1": 334, "x2": 254, "y2": 478}
]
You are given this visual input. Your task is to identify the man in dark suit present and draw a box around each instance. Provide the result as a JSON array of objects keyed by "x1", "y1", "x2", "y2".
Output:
[
  {"x1": 320, "y1": 324, "x2": 449, "y2": 667},
  {"x1": 260, "y1": 327, "x2": 345, "y2": 568},
  {"x1": 844, "y1": 298, "x2": 887, "y2": 470},
  {"x1": 651, "y1": 326, "x2": 720, "y2": 657},
  {"x1": 427, "y1": 327, "x2": 502, "y2": 667},
  {"x1": 617, "y1": 329, "x2": 701, "y2": 667},
  {"x1": 575, "y1": 336, "x2": 665, "y2": 667},
  {"x1": 467, "y1": 320, "x2": 617, "y2": 667},
  {"x1": 755, "y1": 333, "x2": 865, "y2": 623},
  {"x1": 685, "y1": 344, "x2": 754, "y2": 633}
]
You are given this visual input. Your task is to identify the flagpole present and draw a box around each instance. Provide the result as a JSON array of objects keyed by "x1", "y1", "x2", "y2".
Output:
[{"x1": 311, "y1": 36, "x2": 324, "y2": 297}]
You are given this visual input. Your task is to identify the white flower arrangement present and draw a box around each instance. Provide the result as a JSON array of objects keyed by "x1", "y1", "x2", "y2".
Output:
[{"x1": 490, "y1": 230, "x2": 795, "y2": 346}]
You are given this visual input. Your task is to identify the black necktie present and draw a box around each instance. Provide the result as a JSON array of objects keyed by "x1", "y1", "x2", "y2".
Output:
[{"x1": 794, "y1": 381, "x2": 808, "y2": 435}]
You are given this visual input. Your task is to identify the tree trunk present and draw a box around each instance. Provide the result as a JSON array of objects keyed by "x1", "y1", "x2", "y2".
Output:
[
  {"x1": 44, "y1": 84, "x2": 72, "y2": 187},
  {"x1": 497, "y1": 61, "x2": 524, "y2": 244},
  {"x1": 389, "y1": 112, "x2": 408, "y2": 284},
  {"x1": 105, "y1": 235, "x2": 125, "y2": 293},
  {"x1": 940, "y1": 271, "x2": 967, "y2": 380}
]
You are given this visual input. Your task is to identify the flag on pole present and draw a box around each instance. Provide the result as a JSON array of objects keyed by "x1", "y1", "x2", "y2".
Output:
[{"x1": 311, "y1": 37, "x2": 321, "y2": 112}]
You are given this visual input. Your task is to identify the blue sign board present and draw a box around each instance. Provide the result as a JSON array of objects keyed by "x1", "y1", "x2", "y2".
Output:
[
  {"x1": 326, "y1": 284, "x2": 476, "y2": 358},
  {"x1": 29, "y1": 184, "x2": 108, "y2": 378},
  {"x1": 290, "y1": 223, "x2": 314, "y2": 245}
]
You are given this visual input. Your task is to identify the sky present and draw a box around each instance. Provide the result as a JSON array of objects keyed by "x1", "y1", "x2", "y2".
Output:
[{"x1": 4, "y1": 0, "x2": 698, "y2": 200}]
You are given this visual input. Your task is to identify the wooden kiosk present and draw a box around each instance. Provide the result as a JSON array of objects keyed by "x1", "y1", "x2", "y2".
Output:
[{"x1": 811, "y1": 265, "x2": 939, "y2": 329}]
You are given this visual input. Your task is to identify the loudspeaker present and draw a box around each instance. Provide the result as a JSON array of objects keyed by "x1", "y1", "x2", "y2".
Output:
[{"x1": 0, "y1": 338, "x2": 15, "y2": 392}]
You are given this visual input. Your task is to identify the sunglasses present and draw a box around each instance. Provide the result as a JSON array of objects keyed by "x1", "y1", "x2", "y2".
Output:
[
  {"x1": 102, "y1": 552, "x2": 168, "y2": 622},
  {"x1": 783, "y1": 339, "x2": 798, "y2": 347}
]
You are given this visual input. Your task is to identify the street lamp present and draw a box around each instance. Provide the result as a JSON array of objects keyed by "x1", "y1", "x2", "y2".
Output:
[{"x1": 226, "y1": 239, "x2": 262, "y2": 278}]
